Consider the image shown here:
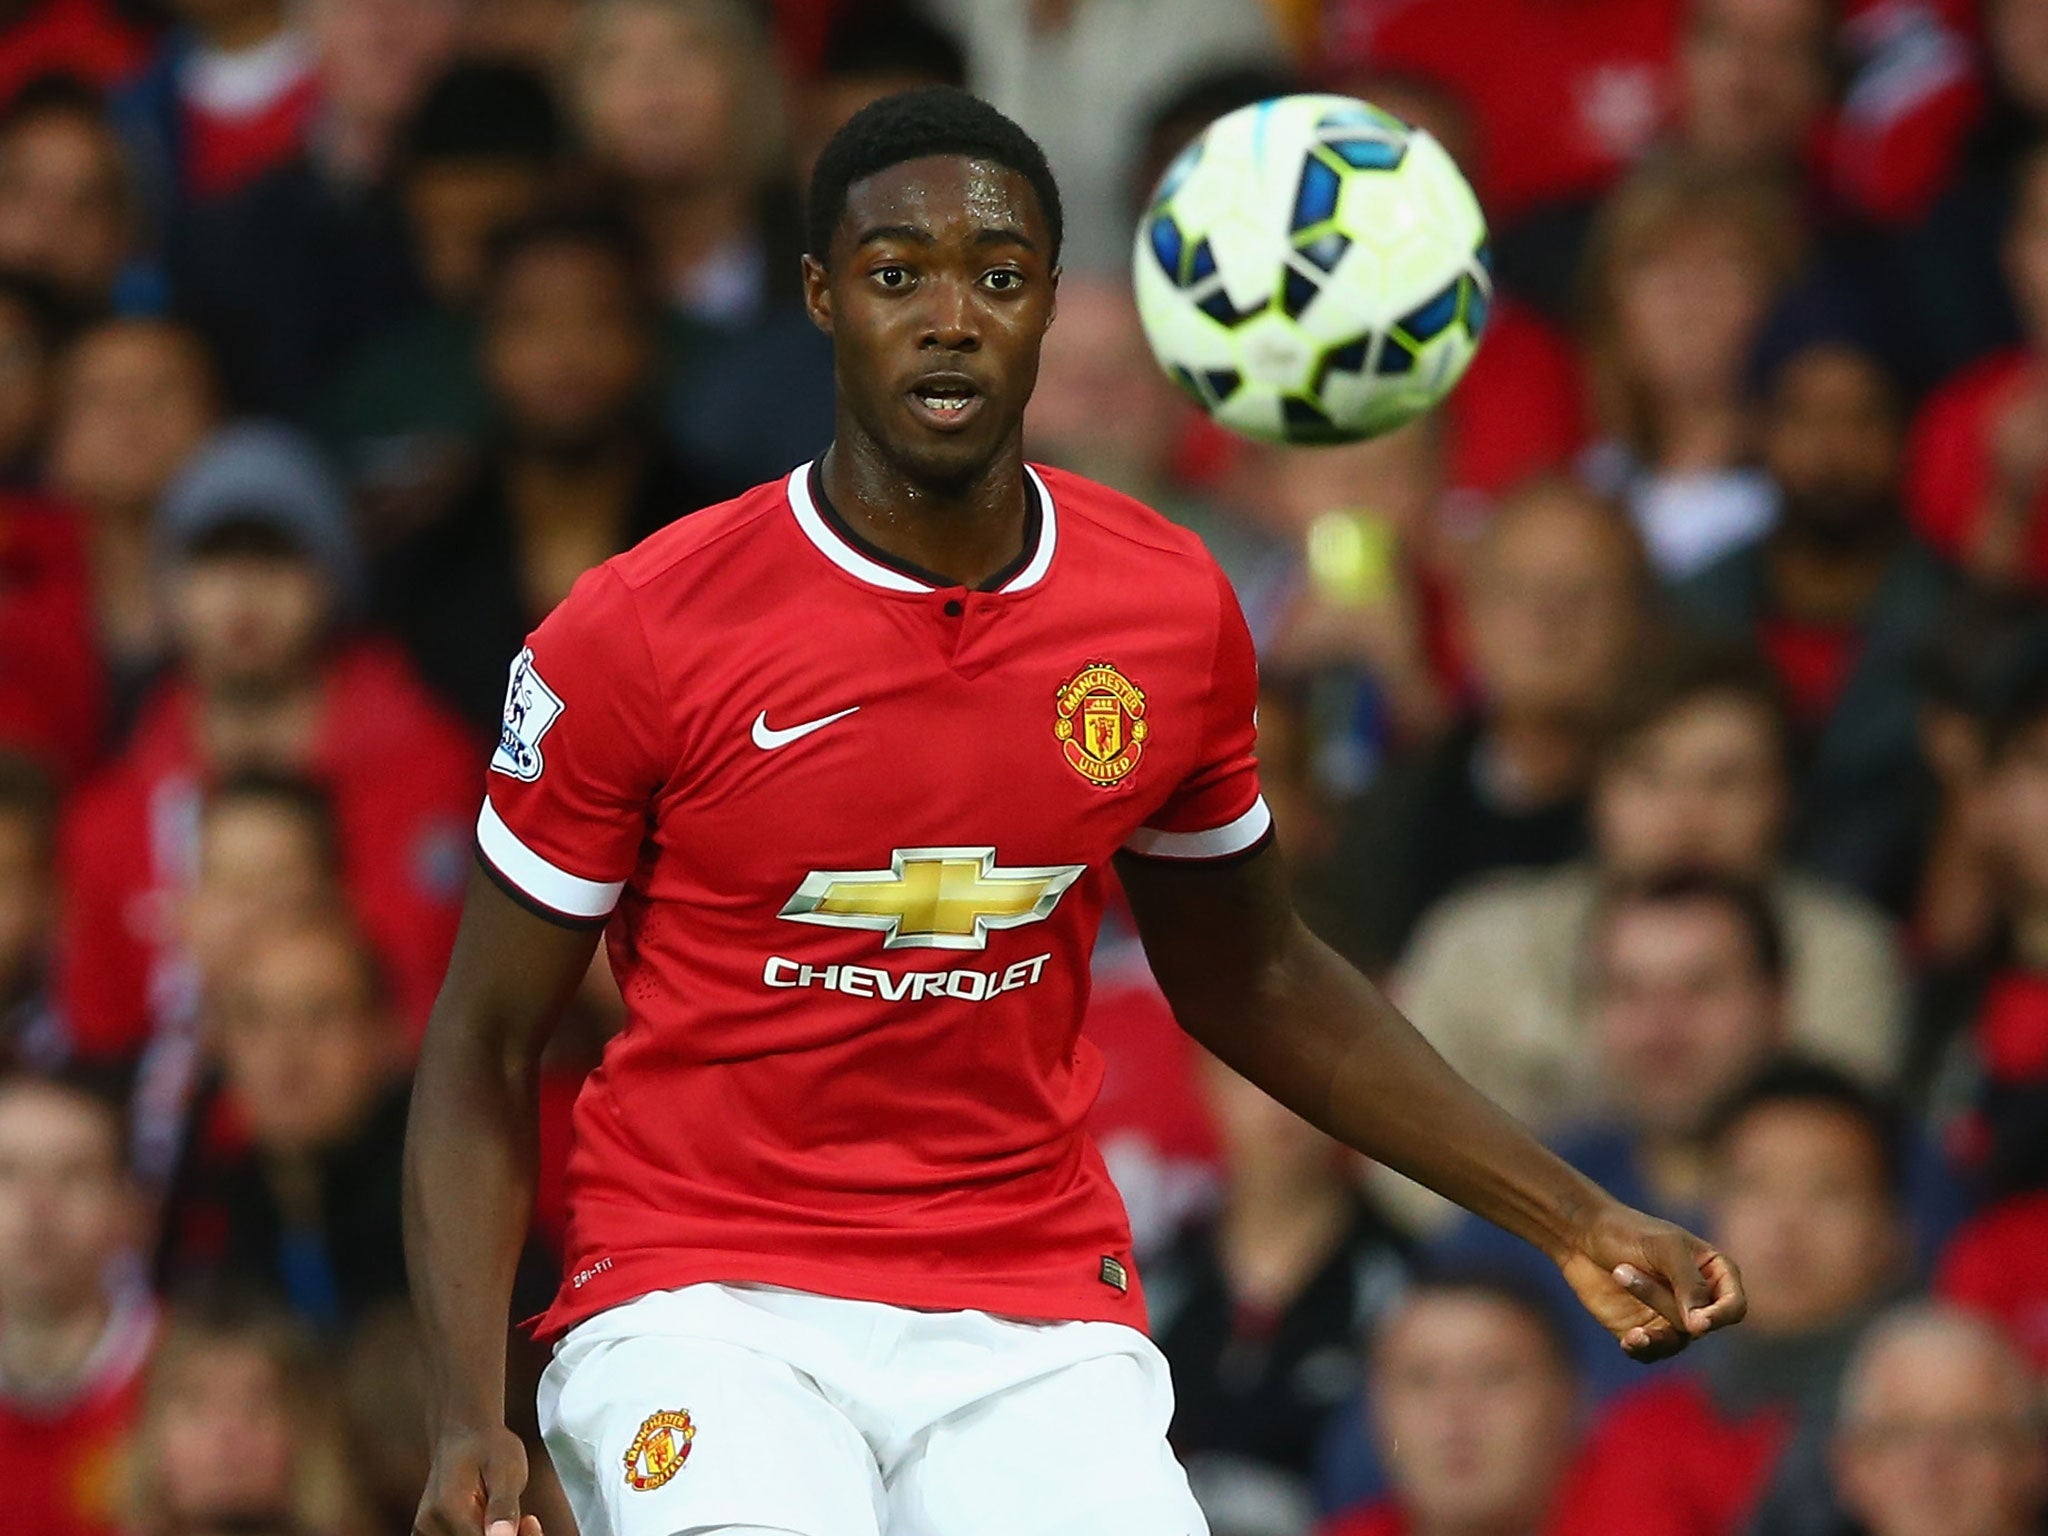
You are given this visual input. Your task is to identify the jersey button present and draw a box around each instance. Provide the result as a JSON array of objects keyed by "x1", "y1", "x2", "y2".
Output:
[{"x1": 943, "y1": 599, "x2": 964, "y2": 617}]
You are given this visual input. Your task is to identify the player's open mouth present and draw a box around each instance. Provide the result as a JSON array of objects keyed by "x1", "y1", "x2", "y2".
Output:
[{"x1": 907, "y1": 376, "x2": 984, "y2": 430}]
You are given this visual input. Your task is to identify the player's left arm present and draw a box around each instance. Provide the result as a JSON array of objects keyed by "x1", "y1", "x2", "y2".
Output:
[{"x1": 1116, "y1": 841, "x2": 1746, "y2": 1362}]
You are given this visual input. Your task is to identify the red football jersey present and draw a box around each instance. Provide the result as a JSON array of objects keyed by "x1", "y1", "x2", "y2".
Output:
[{"x1": 482, "y1": 465, "x2": 1269, "y2": 1338}]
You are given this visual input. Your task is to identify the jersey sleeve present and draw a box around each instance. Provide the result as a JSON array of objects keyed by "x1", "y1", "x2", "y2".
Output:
[
  {"x1": 1122, "y1": 560, "x2": 1271, "y2": 863},
  {"x1": 476, "y1": 565, "x2": 668, "y2": 926}
]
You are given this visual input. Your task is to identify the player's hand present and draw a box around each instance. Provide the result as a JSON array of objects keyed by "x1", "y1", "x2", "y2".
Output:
[
  {"x1": 415, "y1": 1423, "x2": 544, "y2": 1536},
  {"x1": 1555, "y1": 1199, "x2": 1746, "y2": 1363}
]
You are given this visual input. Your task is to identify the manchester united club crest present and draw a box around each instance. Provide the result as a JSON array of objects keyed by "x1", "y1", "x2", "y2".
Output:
[
  {"x1": 1054, "y1": 663, "x2": 1149, "y2": 788},
  {"x1": 622, "y1": 1409, "x2": 696, "y2": 1492}
]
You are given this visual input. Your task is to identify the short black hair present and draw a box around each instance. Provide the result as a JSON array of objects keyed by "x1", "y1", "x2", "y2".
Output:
[
  {"x1": 806, "y1": 86, "x2": 1062, "y2": 265},
  {"x1": 204, "y1": 769, "x2": 342, "y2": 877},
  {"x1": 480, "y1": 200, "x2": 658, "y2": 320},
  {"x1": 1600, "y1": 635, "x2": 1791, "y2": 768},
  {"x1": 1705, "y1": 1057, "x2": 1904, "y2": 1195},
  {"x1": 1380, "y1": 1264, "x2": 1579, "y2": 1374},
  {"x1": 0, "y1": 752, "x2": 57, "y2": 861},
  {"x1": 397, "y1": 62, "x2": 565, "y2": 175},
  {"x1": 0, "y1": 72, "x2": 110, "y2": 138},
  {"x1": 820, "y1": 3, "x2": 967, "y2": 87},
  {"x1": 1594, "y1": 869, "x2": 1789, "y2": 987}
]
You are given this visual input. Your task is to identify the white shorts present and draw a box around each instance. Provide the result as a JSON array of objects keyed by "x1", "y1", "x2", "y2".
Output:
[{"x1": 538, "y1": 1282, "x2": 1208, "y2": 1536}]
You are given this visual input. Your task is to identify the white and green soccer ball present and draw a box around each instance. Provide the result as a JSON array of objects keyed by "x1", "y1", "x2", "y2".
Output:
[{"x1": 1132, "y1": 93, "x2": 1491, "y2": 445}]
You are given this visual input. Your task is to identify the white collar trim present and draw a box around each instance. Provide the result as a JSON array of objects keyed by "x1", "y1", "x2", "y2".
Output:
[{"x1": 785, "y1": 462, "x2": 1059, "y2": 595}]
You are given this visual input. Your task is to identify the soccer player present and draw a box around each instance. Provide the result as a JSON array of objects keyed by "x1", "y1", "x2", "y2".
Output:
[{"x1": 405, "y1": 89, "x2": 1746, "y2": 1536}]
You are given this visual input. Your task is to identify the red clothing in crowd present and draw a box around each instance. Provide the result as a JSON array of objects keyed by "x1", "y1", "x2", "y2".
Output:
[
  {"x1": 175, "y1": 35, "x2": 318, "y2": 201},
  {"x1": 1442, "y1": 297, "x2": 1587, "y2": 501},
  {"x1": 1759, "y1": 615, "x2": 1862, "y2": 730},
  {"x1": 1568, "y1": 1375, "x2": 1793, "y2": 1536},
  {"x1": 1937, "y1": 1192, "x2": 2048, "y2": 1371},
  {"x1": 0, "y1": 0, "x2": 151, "y2": 105},
  {"x1": 1339, "y1": 0, "x2": 1683, "y2": 221},
  {"x1": 1906, "y1": 349, "x2": 2048, "y2": 589},
  {"x1": 0, "y1": 1295, "x2": 156, "y2": 1536},
  {"x1": 56, "y1": 638, "x2": 479, "y2": 1059},
  {"x1": 0, "y1": 494, "x2": 102, "y2": 782},
  {"x1": 1830, "y1": 0, "x2": 1983, "y2": 225}
]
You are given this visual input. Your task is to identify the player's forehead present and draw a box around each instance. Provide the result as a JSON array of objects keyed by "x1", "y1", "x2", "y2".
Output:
[{"x1": 835, "y1": 154, "x2": 1047, "y2": 254}]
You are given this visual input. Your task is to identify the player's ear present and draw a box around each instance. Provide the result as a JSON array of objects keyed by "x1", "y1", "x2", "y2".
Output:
[
  {"x1": 1045, "y1": 265, "x2": 1060, "y2": 330},
  {"x1": 801, "y1": 254, "x2": 834, "y2": 336}
]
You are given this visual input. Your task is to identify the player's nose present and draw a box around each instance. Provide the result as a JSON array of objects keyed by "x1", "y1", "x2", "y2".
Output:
[{"x1": 918, "y1": 274, "x2": 981, "y2": 352}]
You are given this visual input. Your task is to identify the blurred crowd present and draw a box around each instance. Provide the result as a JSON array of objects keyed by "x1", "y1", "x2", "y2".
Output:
[{"x1": 0, "y1": 2, "x2": 2045, "y2": 1536}]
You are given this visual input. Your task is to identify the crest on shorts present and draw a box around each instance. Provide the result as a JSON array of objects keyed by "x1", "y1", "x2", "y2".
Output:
[
  {"x1": 622, "y1": 1408, "x2": 695, "y2": 1492},
  {"x1": 1054, "y1": 662, "x2": 1149, "y2": 788}
]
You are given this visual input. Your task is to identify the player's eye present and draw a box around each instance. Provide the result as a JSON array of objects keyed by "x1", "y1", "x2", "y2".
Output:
[
  {"x1": 873, "y1": 265, "x2": 912, "y2": 290},
  {"x1": 982, "y1": 269, "x2": 1024, "y2": 292}
]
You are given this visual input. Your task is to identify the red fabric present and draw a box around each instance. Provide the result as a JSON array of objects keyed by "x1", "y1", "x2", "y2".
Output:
[
  {"x1": 0, "y1": 493, "x2": 102, "y2": 782},
  {"x1": 1346, "y1": 0, "x2": 1684, "y2": 221},
  {"x1": 0, "y1": 1302, "x2": 155, "y2": 1536},
  {"x1": 1936, "y1": 1192, "x2": 2048, "y2": 1370},
  {"x1": 491, "y1": 468, "x2": 1266, "y2": 1338},
  {"x1": 1829, "y1": 0, "x2": 1984, "y2": 225},
  {"x1": 1322, "y1": 1505, "x2": 1407, "y2": 1536},
  {"x1": 1442, "y1": 297, "x2": 1588, "y2": 499},
  {"x1": 55, "y1": 639, "x2": 480, "y2": 1058},
  {"x1": 1905, "y1": 349, "x2": 2048, "y2": 589},
  {"x1": 1758, "y1": 615, "x2": 1861, "y2": 729},
  {"x1": 0, "y1": 0, "x2": 152, "y2": 106},
  {"x1": 177, "y1": 71, "x2": 317, "y2": 201},
  {"x1": 1569, "y1": 1375, "x2": 1794, "y2": 1536},
  {"x1": 1974, "y1": 970, "x2": 2048, "y2": 1085}
]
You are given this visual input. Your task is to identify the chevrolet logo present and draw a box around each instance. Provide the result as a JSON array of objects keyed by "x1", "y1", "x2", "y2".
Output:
[{"x1": 779, "y1": 847, "x2": 1087, "y2": 951}]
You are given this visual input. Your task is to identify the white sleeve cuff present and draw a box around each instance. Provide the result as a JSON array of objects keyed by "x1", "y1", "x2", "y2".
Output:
[
  {"x1": 1122, "y1": 795, "x2": 1273, "y2": 861},
  {"x1": 476, "y1": 798, "x2": 625, "y2": 921}
]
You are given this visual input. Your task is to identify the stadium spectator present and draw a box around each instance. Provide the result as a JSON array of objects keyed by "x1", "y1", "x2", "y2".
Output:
[
  {"x1": 47, "y1": 317, "x2": 221, "y2": 740},
  {"x1": 1682, "y1": 315, "x2": 1949, "y2": 912},
  {"x1": 160, "y1": 916, "x2": 407, "y2": 1331},
  {"x1": 568, "y1": 0, "x2": 833, "y2": 500},
  {"x1": 1826, "y1": 1305, "x2": 2048, "y2": 1536},
  {"x1": 0, "y1": 332, "x2": 104, "y2": 775},
  {"x1": 1907, "y1": 142, "x2": 2048, "y2": 596},
  {"x1": 375, "y1": 204, "x2": 702, "y2": 734},
  {"x1": 1309, "y1": 477, "x2": 1645, "y2": 971},
  {"x1": 1424, "y1": 874, "x2": 1789, "y2": 1396},
  {"x1": 0, "y1": 756, "x2": 57, "y2": 1068},
  {"x1": 1319, "y1": 1277, "x2": 1587, "y2": 1536},
  {"x1": 1911, "y1": 666, "x2": 2048, "y2": 1371},
  {"x1": 0, "y1": 1070, "x2": 155, "y2": 1536},
  {"x1": 1331, "y1": 0, "x2": 1680, "y2": 229},
  {"x1": 1570, "y1": 1060, "x2": 1911, "y2": 1536},
  {"x1": 1153, "y1": 1055, "x2": 1410, "y2": 1528},
  {"x1": 127, "y1": 1290, "x2": 360, "y2": 1536},
  {"x1": 0, "y1": 1, "x2": 152, "y2": 107},
  {"x1": 1395, "y1": 641, "x2": 1904, "y2": 1139},
  {"x1": 56, "y1": 424, "x2": 476, "y2": 1092},
  {"x1": 0, "y1": 75, "x2": 148, "y2": 315},
  {"x1": 929, "y1": 0, "x2": 1281, "y2": 274},
  {"x1": 791, "y1": 1, "x2": 967, "y2": 184},
  {"x1": 315, "y1": 60, "x2": 565, "y2": 540},
  {"x1": 111, "y1": 0, "x2": 315, "y2": 216},
  {"x1": 1677, "y1": 0, "x2": 1833, "y2": 184},
  {"x1": 1579, "y1": 160, "x2": 1803, "y2": 580},
  {"x1": 168, "y1": 0, "x2": 464, "y2": 417},
  {"x1": 180, "y1": 772, "x2": 344, "y2": 1020}
]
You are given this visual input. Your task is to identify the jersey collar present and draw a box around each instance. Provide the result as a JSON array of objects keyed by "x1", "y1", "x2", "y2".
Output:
[{"x1": 786, "y1": 461, "x2": 1058, "y2": 595}]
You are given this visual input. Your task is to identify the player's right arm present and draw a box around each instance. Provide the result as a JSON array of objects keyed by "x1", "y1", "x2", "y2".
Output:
[
  {"x1": 406, "y1": 870, "x2": 599, "y2": 1536},
  {"x1": 408, "y1": 566, "x2": 672, "y2": 1536}
]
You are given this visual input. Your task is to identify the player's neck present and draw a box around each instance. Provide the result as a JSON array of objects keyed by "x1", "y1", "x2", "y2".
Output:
[
  {"x1": 819, "y1": 437, "x2": 1031, "y2": 591},
  {"x1": 0, "y1": 1289, "x2": 110, "y2": 1396}
]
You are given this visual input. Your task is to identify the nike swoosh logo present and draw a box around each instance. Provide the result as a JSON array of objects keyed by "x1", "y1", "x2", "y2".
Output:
[{"x1": 752, "y1": 705, "x2": 860, "y2": 751}]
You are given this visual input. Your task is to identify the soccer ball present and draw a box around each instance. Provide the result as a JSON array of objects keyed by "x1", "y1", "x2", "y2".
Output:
[{"x1": 1132, "y1": 93, "x2": 1491, "y2": 445}]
